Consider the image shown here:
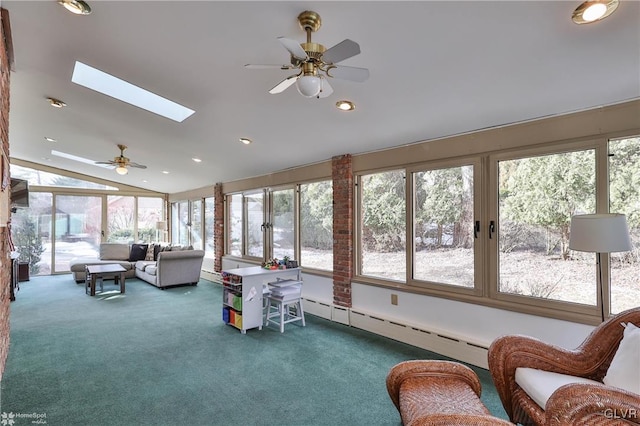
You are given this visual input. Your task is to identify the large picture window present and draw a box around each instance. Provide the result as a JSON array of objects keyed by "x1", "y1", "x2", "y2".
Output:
[{"x1": 497, "y1": 149, "x2": 596, "y2": 304}]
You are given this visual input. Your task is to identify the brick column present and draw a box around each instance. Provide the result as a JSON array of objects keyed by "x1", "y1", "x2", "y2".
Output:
[
  {"x1": 213, "y1": 183, "x2": 224, "y2": 272},
  {"x1": 332, "y1": 154, "x2": 353, "y2": 307},
  {"x1": 0, "y1": 8, "x2": 13, "y2": 381}
]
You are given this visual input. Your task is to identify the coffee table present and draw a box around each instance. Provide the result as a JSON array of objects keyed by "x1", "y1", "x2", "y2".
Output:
[{"x1": 85, "y1": 264, "x2": 126, "y2": 296}]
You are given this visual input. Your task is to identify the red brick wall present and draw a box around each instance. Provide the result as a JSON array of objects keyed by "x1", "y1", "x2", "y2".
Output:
[
  {"x1": 332, "y1": 154, "x2": 353, "y2": 307},
  {"x1": 0, "y1": 8, "x2": 12, "y2": 381},
  {"x1": 214, "y1": 183, "x2": 224, "y2": 272}
]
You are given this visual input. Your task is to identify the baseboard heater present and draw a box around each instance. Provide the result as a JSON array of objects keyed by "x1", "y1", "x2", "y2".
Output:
[
  {"x1": 202, "y1": 270, "x2": 222, "y2": 284},
  {"x1": 302, "y1": 298, "x2": 489, "y2": 369}
]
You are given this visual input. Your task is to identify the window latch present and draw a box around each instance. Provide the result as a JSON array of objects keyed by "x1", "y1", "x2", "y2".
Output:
[
  {"x1": 474, "y1": 220, "x2": 480, "y2": 239},
  {"x1": 489, "y1": 220, "x2": 496, "y2": 239}
]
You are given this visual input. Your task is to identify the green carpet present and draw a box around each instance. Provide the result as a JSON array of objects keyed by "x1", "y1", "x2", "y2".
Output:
[{"x1": 0, "y1": 275, "x2": 508, "y2": 425}]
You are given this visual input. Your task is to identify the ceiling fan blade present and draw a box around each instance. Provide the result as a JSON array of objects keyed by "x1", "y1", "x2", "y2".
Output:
[
  {"x1": 318, "y1": 77, "x2": 333, "y2": 99},
  {"x1": 245, "y1": 64, "x2": 294, "y2": 70},
  {"x1": 277, "y1": 37, "x2": 308, "y2": 61},
  {"x1": 95, "y1": 160, "x2": 117, "y2": 165},
  {"x1": 129, "y1": 163, "x2": 147, "y2": 169},
  {"x1": 269, "y1": 74, "x2": 298, "y2": 94},
  {"x1": 322, "y1": 39, "x2": 361, "y2": 64},
  {"x1": 328, "y1": 65, "x2": 370, "y2": 83}
]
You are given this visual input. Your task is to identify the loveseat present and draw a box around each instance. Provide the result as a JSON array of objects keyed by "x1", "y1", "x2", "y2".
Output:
[
  {"x1": 69, "y1": 243, "x2": 139, "y2": 282},
  {"x1": 134, "y1": 249, "x2": 204, "y2": 289}
]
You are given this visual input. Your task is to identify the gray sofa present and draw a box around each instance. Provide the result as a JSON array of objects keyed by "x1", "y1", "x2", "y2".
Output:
[
  {"x1": 134, "y1": 249, "x2": 205, "y2": 289},
  {"x1": 69, "y1": 243, "x2": 137, "y2": 282}
]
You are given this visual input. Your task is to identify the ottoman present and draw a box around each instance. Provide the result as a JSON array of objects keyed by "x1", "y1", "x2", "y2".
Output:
[{"x1": 386, "y1": 360, "x2": 513, "y2": 425}]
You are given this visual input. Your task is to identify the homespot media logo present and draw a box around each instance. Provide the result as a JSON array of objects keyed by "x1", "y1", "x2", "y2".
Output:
[{"x1": 1, "y1": 412, "x2": 47, "y2": 425}]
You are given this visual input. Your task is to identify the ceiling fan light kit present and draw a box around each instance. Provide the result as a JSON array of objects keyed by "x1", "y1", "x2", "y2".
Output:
[
  {"x1": 95, "y1": 144, "x2": 147, "y2": 174},
  {"x1": 572, "y1": 0, "x2": 618, "y2": 24},
  {"x1": 58, "y1": 0, "x2": 92, "y2": 15},
  {"x1": 246, "y1": 10, "x2": 369, "y2": 99}
]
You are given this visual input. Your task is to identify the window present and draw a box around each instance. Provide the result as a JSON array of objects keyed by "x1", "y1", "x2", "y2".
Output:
[
  {"x1": 10, "y1": 164, "x2": 117, "y2": 190},
  {"x1": 228, "y1": 194, "x2": 243, "y2": 257},
  {"x1": 271, "y1": 188, "x2": 295, "y2": 260},
  {"x1": 359, "y1": 170, "x2": 406, "y2": 281},
  {"x1": 138, "y1": 197, "x2": 164, "y2": 243},
  {"x1": 412, "y1": 163, "x2": 477, "y2": 289},
  {"x1": 204, "y1": 197, "x2": 215, "y2": 257},
  {"x1": 497, "y1": 149, "x2": 596, "y2": 304},
  {"x1": 246, "y1": 192, "x2": 265, "y2": 258},
  {"x1": 11, "y1": 192, "x2": 52, "y2": 276},
  {"x1": 609, "y1": 137, "x2": 640, "y2": 314},
  {"x1": 191, "y1": 199, "x2": 202, "y2": 250},
  {"x1": 107, "y1": 195, "x2": 135, "y2": 243},
  {"x1": 225, "y1": 181, "x2": 334, "y2": 270},
  {"x1": 300, "y1": 181, "x2": 333, "y2": 271}
]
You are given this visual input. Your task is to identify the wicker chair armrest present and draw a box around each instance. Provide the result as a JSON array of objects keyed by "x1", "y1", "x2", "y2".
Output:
[
  {"x1": 547, "y1": 383, "x2": 640, "y2": 425},
  {"x1": 386, "y1": 360, "x2": 482, "y2": 412}
]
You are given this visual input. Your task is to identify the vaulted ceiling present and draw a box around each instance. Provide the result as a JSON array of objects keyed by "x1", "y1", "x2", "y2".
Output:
[{"x1": 4, "y1": 1, "x2": 639, "y2": 193}]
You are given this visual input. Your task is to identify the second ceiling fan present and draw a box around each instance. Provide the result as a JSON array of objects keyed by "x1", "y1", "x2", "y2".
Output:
[{"x1": 245, "y1": 10, "x2": 370, "y2": 99}]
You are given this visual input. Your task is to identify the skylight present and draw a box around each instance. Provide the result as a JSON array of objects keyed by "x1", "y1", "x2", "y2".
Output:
[
  {"x1": 71, "y1": 61, "x2": 195, "y2": 122},
  {"x1": 51, "y1": 149, "x2": 109, "y2": 168}
]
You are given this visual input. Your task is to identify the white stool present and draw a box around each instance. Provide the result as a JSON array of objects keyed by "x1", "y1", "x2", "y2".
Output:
[{"x1": 264, "y1": 284, "x2": 305, "y2": 333}]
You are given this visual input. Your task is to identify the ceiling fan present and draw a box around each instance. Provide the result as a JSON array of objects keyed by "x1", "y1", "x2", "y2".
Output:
[
  {"x1": 95, "y1": 144, "x2": 147, "y2": 175},
  {"x1": 245, "y1": 10, "x2": 370, "y2": 98}
]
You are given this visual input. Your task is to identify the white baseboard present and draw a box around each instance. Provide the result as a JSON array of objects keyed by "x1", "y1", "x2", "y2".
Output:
[{"x1": 202, "y1": 270, "x2": 222, "y2": 284}]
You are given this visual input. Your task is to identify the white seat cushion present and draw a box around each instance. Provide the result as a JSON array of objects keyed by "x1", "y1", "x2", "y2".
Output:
[
  {"x1": 515, "y1": 368, "x2": 602, "y2": 409},
  {"x1": 603, "y1": 322, "x2": 640, "y2": 394}
]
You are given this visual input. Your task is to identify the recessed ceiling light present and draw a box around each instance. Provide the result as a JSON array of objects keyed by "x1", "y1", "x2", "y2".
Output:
[
  {"x1": 192, "y1": 157, "x2": 202, "y2": 163},
  {"x1": 44, "y1": 137, "x2": 57, "y2": 142},
  {"x1": 336, "y1": 100, "x2": 355, "y2": 111},
  {"x1": 47, "y1": 97, "x2": 67, "y2": 108},
  {"x1": 71, "y1": 61, "x2": 195, "y2": 122},
  {"x1": 58, "y1": 0, "x2": 91, "y2": 15},
  {"x1": 239, "y1": 138, "x2": 252, "y2": 145},
  {"x1": 572, "y1": 0, "x2": 618, "y2": 24},
  {"x1": 162, "y1": 171, "x2": 170, "y2": 174}
]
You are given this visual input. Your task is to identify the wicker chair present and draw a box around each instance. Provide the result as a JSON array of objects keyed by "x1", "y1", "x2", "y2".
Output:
[{"x1": 488, "y1": 307, "x2": 640, "y2": 426}]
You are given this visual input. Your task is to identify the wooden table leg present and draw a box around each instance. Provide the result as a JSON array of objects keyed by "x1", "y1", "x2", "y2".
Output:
[
  {"x1": 90, "y1": 274, "x2": 97, "y2": 296},
  {"x1": 120, "y1": 272, "x2": 125, "y2": 294}
]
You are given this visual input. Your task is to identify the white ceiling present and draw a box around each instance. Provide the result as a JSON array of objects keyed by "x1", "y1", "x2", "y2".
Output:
[{"x1": 3, "y1": 1, "x2": 639, "y2": 194}]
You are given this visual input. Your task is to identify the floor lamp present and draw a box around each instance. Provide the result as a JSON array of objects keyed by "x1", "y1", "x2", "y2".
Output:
[
  {"x1": 155, "y1": 221, "x2": 167, "y2": 243},
  {"x1": 569, "y1": 213, "x2": 632, "y2": 322}
]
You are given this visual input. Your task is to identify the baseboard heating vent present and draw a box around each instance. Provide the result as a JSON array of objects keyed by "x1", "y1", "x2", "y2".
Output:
[
  {"x1": 302, "y1": 298, "x2": 332, "y2": 320},
  {"x1": 349, "y1": 308, "x2": 489, "y2": 369},
  {"x1": 202, "y1": 270, "x2": 222, "y2": 284},
  {"x1": 331, "y1": 305, "x2": 350, "y2": 325}
]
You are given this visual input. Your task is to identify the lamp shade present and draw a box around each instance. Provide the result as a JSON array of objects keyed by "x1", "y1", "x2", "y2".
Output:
[
  {"x1": 569, "y1": 213, "x2": 632, "y2": 253},
  {"x1": 155, "y1": 221, "x2": 167, "y2": 231}
]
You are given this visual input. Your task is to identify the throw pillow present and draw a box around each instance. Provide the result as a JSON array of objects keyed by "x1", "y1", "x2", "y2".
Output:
[
  {"x1": 128, "y1": 244, "x2": 149, "y2": 262},
  {"x1": 603, "y1": 322, "x2": 640, "y2": 394},
  {"x1": 154, "y1": 244, "x2": 169, "y2": 261},
  {"x1": 145, "y1": 244, "x2": 155, "y2": 261}
]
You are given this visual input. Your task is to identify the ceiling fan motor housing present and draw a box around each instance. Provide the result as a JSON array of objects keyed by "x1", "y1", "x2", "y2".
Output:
[{"x1": 297, "y1": 11, "x2": 322, "y2": 33}]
